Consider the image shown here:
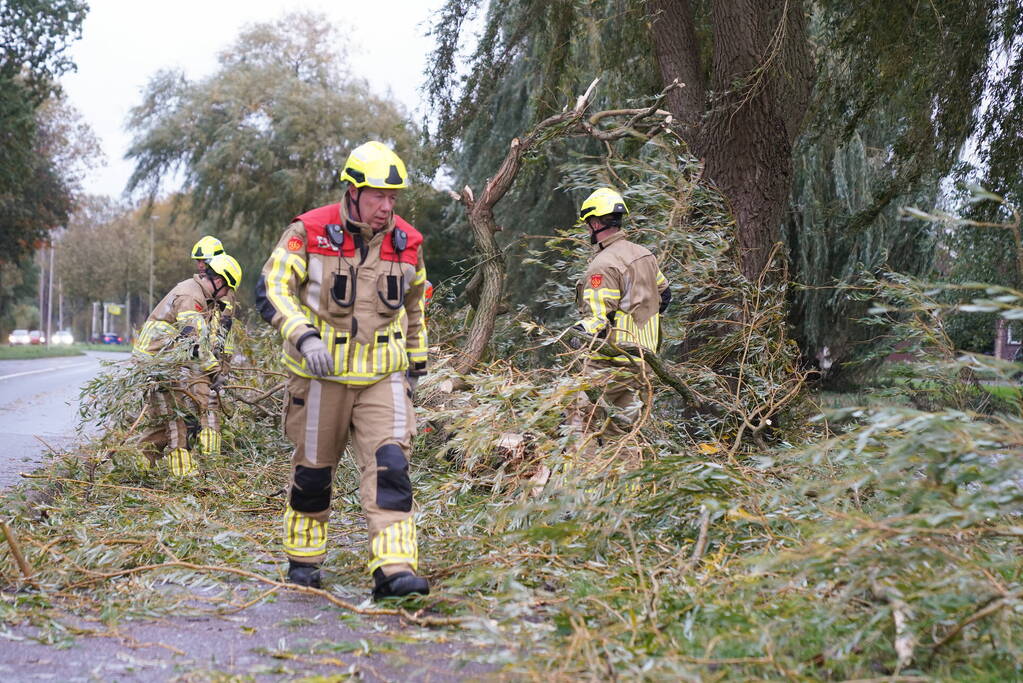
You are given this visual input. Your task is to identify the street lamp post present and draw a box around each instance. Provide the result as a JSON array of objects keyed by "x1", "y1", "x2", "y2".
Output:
[{"x1": 148, "y1": 218, "x2": 155, "y2": 312}]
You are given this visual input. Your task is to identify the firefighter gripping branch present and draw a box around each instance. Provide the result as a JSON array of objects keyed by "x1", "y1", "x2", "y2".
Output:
[
  {"x1": 133, "y1": 251, "x2": 243, "y2": 476},
  {"x1": 571, "y1": 187, "x2": 671, "y2": 437}
]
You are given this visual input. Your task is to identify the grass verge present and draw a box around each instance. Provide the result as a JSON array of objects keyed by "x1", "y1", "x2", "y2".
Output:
[
  {"x1": 0, "y1": 345, "x2": 84, "y2": 360},
  {"x1": 75, "y1": 343, "x2": 132, "y2": 353}
]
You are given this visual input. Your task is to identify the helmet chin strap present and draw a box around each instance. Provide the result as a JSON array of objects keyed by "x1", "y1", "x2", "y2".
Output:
[
  {"x1": 347, "y1": 187, "x2": 366, "y2": 223},
  {"x1": 207, "y1": 271, "x2": 226, "y2": 299},
  {"x1": 589, "y1": 217, "x2": 620, "y2": 245}
]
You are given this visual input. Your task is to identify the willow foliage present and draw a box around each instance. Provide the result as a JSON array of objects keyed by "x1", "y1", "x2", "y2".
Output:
[{"x1": 125, "y1": 11, "x2": 423, "y2": 257}]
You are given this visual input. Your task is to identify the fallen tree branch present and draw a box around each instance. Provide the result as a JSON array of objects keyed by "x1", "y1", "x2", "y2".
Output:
[
  {"x1": 872, "y1": 581, "x2": 915, "y2": 671},
  {"x1": 930, "y1": 592, "x2": 1016, "y2": 656},
  {"x1": 20, "y1": 473, "x2": 171, "y2": 496},
  {"x1": 687, "y1": 506, "x2": 711, "y2": 569},
  {"x1": 450, "y1": 78, "x2": 682, "y2": 376},
  {"x1": 564, "y1": 327, "x2": 698, "y2": 405},
  {"x1": 224, "y1": 382, "x2": 284, "y2": 405}
]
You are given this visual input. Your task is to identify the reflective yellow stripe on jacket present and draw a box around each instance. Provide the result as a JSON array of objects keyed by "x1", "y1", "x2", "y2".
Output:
[
  {"x1": 264, "y1": 247, "x2": 313, "y2": 343},
  {"x1": 593, "y1": 311, "x2": 661, "y2": 361},
  {"x1": 580, "y1": 286, "x2": 621, "y2": 334},
  {"x1": 405, "y1": 266, "x2": 428, "y2": 363},
  {"x1": 281, "y1": 313, "x2": 411, "y2": 385},
  {"x1": 133, "y1": 320, "x2": 176, "y2": 355}
]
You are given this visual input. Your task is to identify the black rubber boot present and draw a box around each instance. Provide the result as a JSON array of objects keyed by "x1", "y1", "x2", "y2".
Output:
[
  {"x1": 372, "y1": 568, "x2": 430, "y2": 600},
  {"x1": 287, "y1": 561, "x2": 322, "y2": 588}
]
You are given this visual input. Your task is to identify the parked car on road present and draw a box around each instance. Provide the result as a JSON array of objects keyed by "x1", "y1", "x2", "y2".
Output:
[
  {"x1": 100, "y1": 332, "x2": 123, "y2": 344},
  {"x1": 51, "y1": 330, "x2": 74, "y2": 345},
  {"x1": 7, "y1": 329, "x2": 29, "y2": 345},
  {"x1": 28, "y1": 330, "x2": 45, "y2": 345}
]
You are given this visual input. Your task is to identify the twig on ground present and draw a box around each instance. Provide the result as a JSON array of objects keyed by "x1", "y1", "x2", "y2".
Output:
[
  {"x1": 2, "y1": 521, "x2": 38, "y2": 587},
  {"x1": 687, "y1": 506, "x2": 711, "y2": 569}
]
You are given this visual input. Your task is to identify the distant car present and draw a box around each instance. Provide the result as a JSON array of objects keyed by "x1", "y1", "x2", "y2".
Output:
[
  {"x1": 100, "y1": 332, "x2": 123, "y2": 345},
  {"x1": 51, "y1": 330, "x2": 74, "y2": 345},
  {"x1": 28, "y1": 330, "x2": 45, "y2": 345},
  {"x1": 8, "y1": 329, "x2": 30, "y2": 345}
]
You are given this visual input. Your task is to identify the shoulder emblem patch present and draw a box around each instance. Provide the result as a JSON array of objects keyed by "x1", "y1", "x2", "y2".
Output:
[
  {"x1": 590, "y1": 274, "x2": 603, "y2": 288},
  {"x1": 195, "y1": 303, "x2": 203, "y2": 312},
  {"x1": 287, "y1": 236, "x2": 303, "y2": 251}
]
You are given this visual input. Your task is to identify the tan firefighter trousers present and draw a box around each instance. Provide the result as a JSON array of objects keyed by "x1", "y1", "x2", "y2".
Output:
[
  {"x1": 571, "y1": 360, "x2": 646, "y2": 437},
  {"x1": 138, "y1": 374, "x2": 220, "y2": 474},
  {"x1": 281, "y1": 371, "x2": 418, "y2": 576}
]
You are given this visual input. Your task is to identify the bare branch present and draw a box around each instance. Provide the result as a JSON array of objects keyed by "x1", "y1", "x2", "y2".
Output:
[{"x1": 451, "y1": 80, "x2": 677, "y2": 375}]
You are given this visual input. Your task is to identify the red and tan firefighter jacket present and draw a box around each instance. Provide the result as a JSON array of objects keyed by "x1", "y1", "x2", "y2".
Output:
[
  {"x1": 256, "y1": 201, "x2": 428, "y2": 385},
  {"x1": 576, "y1": 231, "x2": 669, "y2": 362},
  {"x1": 134, "y1": 274, "x2": 221, "y2": 370}
]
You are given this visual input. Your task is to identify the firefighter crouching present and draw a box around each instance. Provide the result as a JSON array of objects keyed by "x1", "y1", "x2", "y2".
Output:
[
  {"x1": 189, "y1": 235, "x2": 239, "y2": 455},
  {"x1": 134, "y1": 253, "x2": 243, "y2": 475},
  {"x1": 255, "y1": 141, "x2": 430, "y2": 599},
  {"x1": 570, "y1": 187, "x2": 671, "y2": 437}
]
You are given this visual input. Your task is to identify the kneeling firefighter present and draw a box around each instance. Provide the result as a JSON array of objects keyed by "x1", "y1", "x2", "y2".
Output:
[
  {"x1": 255, "y1": 141, "x2": 430, "y2": 599},
  {"x1": 134, "y1": 253, "x2": 242, "y2": 475}
]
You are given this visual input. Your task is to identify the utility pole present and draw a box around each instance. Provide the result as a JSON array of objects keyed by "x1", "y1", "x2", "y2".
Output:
[
  {"x1": 58, "y1": 278, "x2": 63, "y2": 330},
  {"x1": 148, "y1": 217, "x2": 155, "y2": 312},
  {"x1": 37, "y1": 250, "x2": 44, "y2": 329},
  {"x1": 46, "y1": 245, "x2": 54, "y2": 345}
]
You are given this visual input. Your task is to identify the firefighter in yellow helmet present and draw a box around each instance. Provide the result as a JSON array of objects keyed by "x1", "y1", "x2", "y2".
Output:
[
  {"x1": 191, "y1": 236, "x2": 225, "y2": 274},
  {"x1": 134, "y1": 253, "x2": 242, "y2": 476},
  {"x1": 570, "y1": 187, "x2": 670, "y2": 436},
  {"x1": 190, "y1": 236, "x2": 239, "y2": 452},
  {"x1": 256, "y1": 140, "x2": 430, "y2": 599}
]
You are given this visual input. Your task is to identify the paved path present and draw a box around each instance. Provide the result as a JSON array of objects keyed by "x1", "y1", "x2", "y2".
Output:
[
  {"x1": 0, "y1": 351, "x2": 129, "y2": 489},
  {"x1": 0, "y1": 591, "x2": 493, "y2": 681}
]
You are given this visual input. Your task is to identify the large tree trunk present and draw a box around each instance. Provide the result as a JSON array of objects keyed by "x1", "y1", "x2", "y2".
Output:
[
  {"x1": 648, "y1": 0, "x2": 814, "y2": 280},
  {"x1": 648, "y1": 0, "x2": 706, "y2": 134}
]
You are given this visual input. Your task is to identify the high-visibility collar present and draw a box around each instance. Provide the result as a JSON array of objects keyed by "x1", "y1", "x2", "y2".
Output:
[{"x1": 593, "y1": 230, "x2": 626, "y2": 252}]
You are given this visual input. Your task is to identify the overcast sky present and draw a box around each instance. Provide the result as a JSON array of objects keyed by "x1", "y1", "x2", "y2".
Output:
[{"x1": 61, "y1": 0, "x2": 447, "y2": 198}]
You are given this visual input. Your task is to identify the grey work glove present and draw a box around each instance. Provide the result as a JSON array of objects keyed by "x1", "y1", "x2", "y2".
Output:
[
  {"x1": 567, "y1": 324, "x2": 586, "y2": 351},
  {"x1": 210, "y1": 375, "x2": 225, "y2": 393},
  {"x1": 299, "y1": 335, "x2": 334, "y2": 376},
  {"x1": 406, "y1": 371, "x2": 420, "y2": 396}
]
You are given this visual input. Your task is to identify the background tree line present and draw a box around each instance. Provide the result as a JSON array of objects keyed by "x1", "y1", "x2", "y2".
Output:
[
  {"x1": 6, "y1": 2, "x2": 1022, "y2": 382},
  {"x1": 0, "y1": 0, "x2": 96, "y2": 334}
]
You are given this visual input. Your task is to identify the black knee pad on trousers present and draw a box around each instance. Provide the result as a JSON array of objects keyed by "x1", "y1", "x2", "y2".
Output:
[
  {"x1": 375, "y1": 445, "x2": 412, "y2": 512},
  {"x1": 185, "y1": 416, "x2": 200, "y2": 441},
  {"x1": 291, "y1": 465, "x2": 332, "y2": 513}
]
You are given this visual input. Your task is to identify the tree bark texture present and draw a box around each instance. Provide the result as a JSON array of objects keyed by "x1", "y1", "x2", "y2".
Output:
[{"x1": 648, "y1": 0, "x2": 814, "y2": 280}]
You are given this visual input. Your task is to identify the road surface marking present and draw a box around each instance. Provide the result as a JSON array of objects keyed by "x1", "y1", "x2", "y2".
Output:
[{"x1": 0, "y1": 361, "x2": 94, "y2": 382}]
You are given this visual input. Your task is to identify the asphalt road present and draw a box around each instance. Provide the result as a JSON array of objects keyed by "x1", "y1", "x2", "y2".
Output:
[{"x1": 0, "y1": 350, "x2": 129, "y2": 490}]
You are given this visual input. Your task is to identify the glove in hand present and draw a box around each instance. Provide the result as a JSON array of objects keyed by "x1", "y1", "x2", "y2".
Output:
[{"x1": 299, "y1": 336, "x2": 334, "y2": 376}]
